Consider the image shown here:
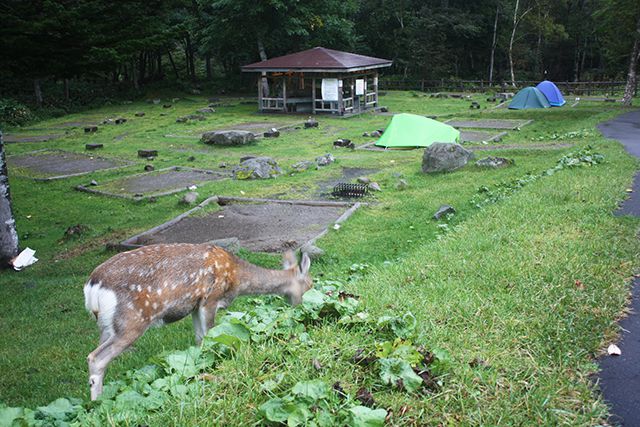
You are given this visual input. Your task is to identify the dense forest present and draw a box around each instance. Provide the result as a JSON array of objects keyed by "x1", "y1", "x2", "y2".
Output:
[{"x1": 1, "y1": 0, "x2": 640, "y2": 116}]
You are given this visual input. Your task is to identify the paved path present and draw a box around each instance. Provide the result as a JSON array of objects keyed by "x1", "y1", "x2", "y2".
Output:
[{"x1": 597, "y1": 110, "x2": 640, "y2": 426}]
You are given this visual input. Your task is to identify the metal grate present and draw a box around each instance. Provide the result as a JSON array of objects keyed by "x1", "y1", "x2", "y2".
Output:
[{"x1": 332, "y1": 183, "x2": 368, "y2": 198}]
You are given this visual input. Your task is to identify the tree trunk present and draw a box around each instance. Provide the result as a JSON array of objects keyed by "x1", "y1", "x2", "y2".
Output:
[
  {"x1": 205, "y1": 53, "x2": 212, "y2": 79},
  {"x1": 0, "y1": 132, "x2": 20, "y2": 268},
  {"x1": 157, "y1": 54, "x2": 163, "y2": 80},
  {"x1": 257, "y1": 38, "x2": 269, "y2": 96},
  {"x1": 185, "y1": 35, "x2": 196, "y2": 81},
  {"x1": 33, "y1": 79, "x2": 43, "y2": 106},
  {"x1": 167, "y1": 49, "x2": 180, "y2": 80},
  {"x1": 489, "y1": 4, "x2": 499, "y2": 85},
  {"x1": 508, "y1": 0, "x2": 520, "y2": 87},
  {"x1": 64, "y1": 78, "x2": 70, "y2": 101},
  {"x1": 622, "y1": 15, "x2": 640, "y2": 106}
]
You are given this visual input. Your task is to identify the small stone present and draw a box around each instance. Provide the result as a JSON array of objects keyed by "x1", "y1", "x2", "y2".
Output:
[
  {"x1": 135, "y1": 112, "x2": 145, "y2": 117},
  {"x1": 188, "y1": 185, "x2": 197, "y2": 191},
  {"x1": 144, "y1": 164, "x2": 155, "y2": 172},
  {"x1": 470, "y1": 102, "x2": 480, "y2": 109},
  {"x1": 208, "y1": 237, "x2": 240, "y2": 254},
  {"x1": 197, "y1": 107, "x2": 215, "y2": 114},
  {"x1": 240, "y1": 156, "x2": 256, "y2": 162},
  {"x1": 362, "y1": 132, "x2": 369, "y2": 137},
  {"x1": 102, "y1": 119, "x2": 114, "y2": 125},
  {"x1": 191, "y1": 88, "x2": 201, "y2": 95},
  {"x1": 172, "y1": 97, "x2": 180, "y2": 103},
  {"x1": 85, "y1": 143, "x2": 103, "y2": 150},
  {"x1": 180, "y1": 191, "x2": 199, "y2": 205},
  {"x1": 163, "y1": 104, "x2": 172, "y2": 108},
  {"x1": 218, "y1": 162, "x2": 227, "y2": 168},
  {"x1": 333, "y1": 138, "x2": 352, "y2": 148},
  {"x1": 89, "y1": 180, "x2": 98, "y2": 186},
  {"x1": 133, "y1": 193, "x2": 144, "y2": 198},
  {"x1": 291, "y1": 160, "x2": 314, "y2": 172},
  {"x1": 148, "y1": 197, "x2": 157, "y2": 203},
  {"x1": 208, "y1": 97, "x2": 221, "y2": 103},
  {"x1": 396, "y1": 179, "x2": 409, "y2": 190},
  {"x1": 315, "y1": 153, "x2": 335, "y2": 167},
  {"x1": 176, "y1": 116, "x2": 187, "y2": 123},
  {"x1": 300, "y1": 243, "x2": 325, "y2": 259},
  {"x1": 115, "y1": 118, "x2": 127, "y2": 125},
  {"x1": 187, "y1": 156, "x2": 196, "y2": 162},
  {"x1": 152, "y1": 99, "x2": 161, "y2": 105},
  {"x1": 476, "y1": 156, "x2": 513, "y2": 169},
  {"x1": 357, "y1": 176, "x2": 371, "y2": 184},
  {"x1": 433, "y1": 204, "x2": 456, "y2": 220},
  {"x1": 368, "y1": 182, "x2": 382, "y2": 192},
  {"x1": 380, "y1": 107, "x2": 389, "y2": 112},
  {"x1": 304, "y1": 118, "x2": 319, "y2": 129},
  {"x1": 84, "y1": 126, "x2": 98, "y2": 133},
  {"x1": 138, "y1": 149, "x2": 158, "y2": 158},
  {"x1": 370, "y1": 130, "x2": 381, "y2": 138}
]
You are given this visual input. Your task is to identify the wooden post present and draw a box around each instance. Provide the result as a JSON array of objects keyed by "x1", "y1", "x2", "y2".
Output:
[
  {"x1": 312, "y1": 78, "x2": 316, "y2": 114},
  {"x1": 257, "y1": 77, "x2": 263, "y2": 112},
  {"x1": 282, "y1": 78, "x2": 287, "y2": 113},
  {"x1": 337, "y1": 78, "x2": 343, "y2": 115}
]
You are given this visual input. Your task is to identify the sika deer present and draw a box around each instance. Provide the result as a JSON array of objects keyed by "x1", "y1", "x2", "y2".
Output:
[{"x1": 83, "y1": 243, "x2": 312, "y2": 400}]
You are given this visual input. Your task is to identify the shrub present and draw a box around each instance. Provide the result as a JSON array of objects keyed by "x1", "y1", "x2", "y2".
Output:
[{"x1": 0, "y1": 98, "x2": 34, "y2": 127}]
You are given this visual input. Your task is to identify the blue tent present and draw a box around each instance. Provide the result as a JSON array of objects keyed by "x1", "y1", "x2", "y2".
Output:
[
  {"x1": 508, "y1": 87, "x2": 551, "y2": 110},
  {"x1": 536, "y1": 80, "x2": 566, "y2": 107}
]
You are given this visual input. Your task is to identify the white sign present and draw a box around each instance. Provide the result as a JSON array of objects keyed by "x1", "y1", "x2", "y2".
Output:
[
  {"x1": 355, "y1": 79, "x2": 365, "y2": 95},
  {"x1": 322, "y1": 78, "x2": 339, "y2": 101}
]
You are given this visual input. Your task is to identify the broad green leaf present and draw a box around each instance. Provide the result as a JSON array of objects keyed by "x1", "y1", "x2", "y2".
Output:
[
  {"x1": 259, "y1": 398, "x2": 294, "y2": 423},
  {"x1": 302, "y1": 288, "x2": 327, "y2": 307},
  {"x1": 291, "y1": 380, "x2": 329, "y2": 401},
  {"x1": 378, "y1": 358, "x2": 423, "y2": 392},
  {"x1": 0, "y1": 406, "x2": 24, "y2": 427},
  {"x1": 348, "y1": 406, "x2": 387, "y2": 427}
]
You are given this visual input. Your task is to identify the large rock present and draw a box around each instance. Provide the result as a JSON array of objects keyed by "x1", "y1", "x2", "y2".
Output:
[
  {"x1": 316, "y1": 153, "x2": 335, "y2": 167},
  {"x1": 422, "y1": 143, "x2": 474, "y2": 173},
  {"x1": 233, "y1": 157, "x2": 282, "y2": 180},
  {"x1": 201, "y1": 130, "x2": 255, "y2": 146}
]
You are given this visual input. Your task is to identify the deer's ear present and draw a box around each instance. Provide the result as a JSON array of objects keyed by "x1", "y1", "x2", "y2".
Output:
[
  {"x1": 299, "y1": 253, "x2": 311, "y2": 276},
  {"x1": 283, "y1": 250, "x2": 297, "y2": 269}
]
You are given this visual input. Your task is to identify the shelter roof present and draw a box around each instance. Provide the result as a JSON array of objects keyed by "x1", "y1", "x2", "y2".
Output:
[{"x1": 242, "y1": 47, "x2": 392, "y2": 73}]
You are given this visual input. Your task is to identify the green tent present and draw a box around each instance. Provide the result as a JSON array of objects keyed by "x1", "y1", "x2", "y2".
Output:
[
  {"x1": 508, "y1": 87, "x2": 551, "y2": 109},
  {"x1": 374, "y1": 113, "x2": 460, "y2": 149}
]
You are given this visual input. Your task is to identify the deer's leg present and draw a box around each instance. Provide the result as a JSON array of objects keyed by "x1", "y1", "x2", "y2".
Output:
[
  {"x1": 87, "y1": 325, "x2": 146, "y2": 400},
  {"x1": 193, "y1": 300, "x2": 219, "y2": 345}
]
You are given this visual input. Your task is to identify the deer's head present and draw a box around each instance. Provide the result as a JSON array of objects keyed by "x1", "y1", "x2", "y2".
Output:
[{"x1": 283, "y1": 251, "x2": 312, "y2": 305}]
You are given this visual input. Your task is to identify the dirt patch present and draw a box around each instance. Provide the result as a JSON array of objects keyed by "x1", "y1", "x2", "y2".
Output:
[
  {"x1": 77, "y1": 167, "x2": 229, "y2": 199},
  {"x1": 128, "y1": 201, "x2": 349, "y2": 253},
  {"x1": 445, "y1": 119, "x2": 533, "y2": 130},
  {"x1": 49, "y1": 121, "x2": 99, "y2": 129},
  {"x1": 468, "y1": 142, "x2": 573, "y2": 151},
  {"x1": 460, "y1": 130, "x2": 507, "y2": 143},
  {"x1": 8, "y1": 149, "x2": 133, "y2": 180},
  {"x1": 3, "y1": 134, "x2": 64, "y2": 143}
]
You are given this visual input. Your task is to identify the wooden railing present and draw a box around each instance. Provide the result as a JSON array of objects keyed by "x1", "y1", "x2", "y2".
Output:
[
  {"x1": 260, "y1": 98, "x2": 284, "y2": 110},
  {"x1": 378, "y1": 79, "x2": 630, "y2": 96}
]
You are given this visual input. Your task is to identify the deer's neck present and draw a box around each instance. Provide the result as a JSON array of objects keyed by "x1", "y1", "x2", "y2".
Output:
[{"x1": 234, "y1": 259, "x2": 294, "y2": 297}]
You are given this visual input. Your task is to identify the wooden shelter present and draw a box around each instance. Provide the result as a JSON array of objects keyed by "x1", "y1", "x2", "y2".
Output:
[{"x1": 242, "y1": 47, "x2": 392, "y2": 115}]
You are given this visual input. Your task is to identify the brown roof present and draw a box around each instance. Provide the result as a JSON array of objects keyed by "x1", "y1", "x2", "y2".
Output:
[{"x1": 242, "y1": 47, "x2": 392, "y2": 73}]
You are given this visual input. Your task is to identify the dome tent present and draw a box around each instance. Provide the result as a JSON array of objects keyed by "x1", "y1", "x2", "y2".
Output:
[
  {"x1": 508, "y1": 87, "x2": 551, "y2": 110},
  {"x1": 374, "y1": 113, "x2": 460, "y2": 149},
  {"x1": 536, "y1": 80, "x2": 566, "y2": 106}
]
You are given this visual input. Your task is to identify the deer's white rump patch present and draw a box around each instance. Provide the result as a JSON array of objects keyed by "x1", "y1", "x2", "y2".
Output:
[{"x1": 84, "y1": 282, "x2": 118, "y2": 336}]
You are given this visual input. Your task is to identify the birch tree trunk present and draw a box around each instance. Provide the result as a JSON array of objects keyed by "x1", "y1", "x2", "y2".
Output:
[
  {"x1": 33, "y1": 79, "x2": 43, "y2": 106},
  {"x1": 489, "y1": 4, "x2": 500, "y2": 86},
  {"x1": 0, "y1": 132, "x2": 19, "y2": 268},
  {"x1": 622, "y1": 15, "x2": 640, "y2": 106},
  {"x1": 508, "y1": 0, "x2": 520, "y2": 87}
]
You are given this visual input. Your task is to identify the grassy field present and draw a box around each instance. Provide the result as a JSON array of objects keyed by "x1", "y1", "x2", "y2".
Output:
[{"x1": 0, "y1": 91, "x2": 638, "y2": 425}]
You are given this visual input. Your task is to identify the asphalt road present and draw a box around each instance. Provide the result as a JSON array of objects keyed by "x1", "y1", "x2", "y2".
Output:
[{"x1": 597, "y1": 109, "x2": 640, "y2": 426}]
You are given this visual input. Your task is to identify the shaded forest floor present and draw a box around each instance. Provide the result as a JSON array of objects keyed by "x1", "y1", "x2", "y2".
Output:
[{"x1": 0, "y1": 92, "x2": 638, "y2": 425}]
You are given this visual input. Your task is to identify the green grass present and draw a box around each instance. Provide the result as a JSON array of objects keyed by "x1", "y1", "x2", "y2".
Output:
[{"x1": 0, "y1": 92, "x2": 638, "y2": 425}]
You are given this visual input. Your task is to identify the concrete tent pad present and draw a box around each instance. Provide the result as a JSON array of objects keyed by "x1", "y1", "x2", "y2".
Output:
[
  {"x1": 76, "y1": 167, "x2": 229, "y2": 199},
  {"x1": 445, "y1": 119, "x2": 533, "y2": 130},
  {"x1": 460, "y1": 130, "x2": 507, "y2": 143},
  {"x1": 3, "y1": 134, "x2": 64, "y2": 143},
  {"x1": 7, "y1": 149, "x2": 133, "y2": 180},
  {"x1": 121, "y1": 197, "x2": 357, "y2": 253}
]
